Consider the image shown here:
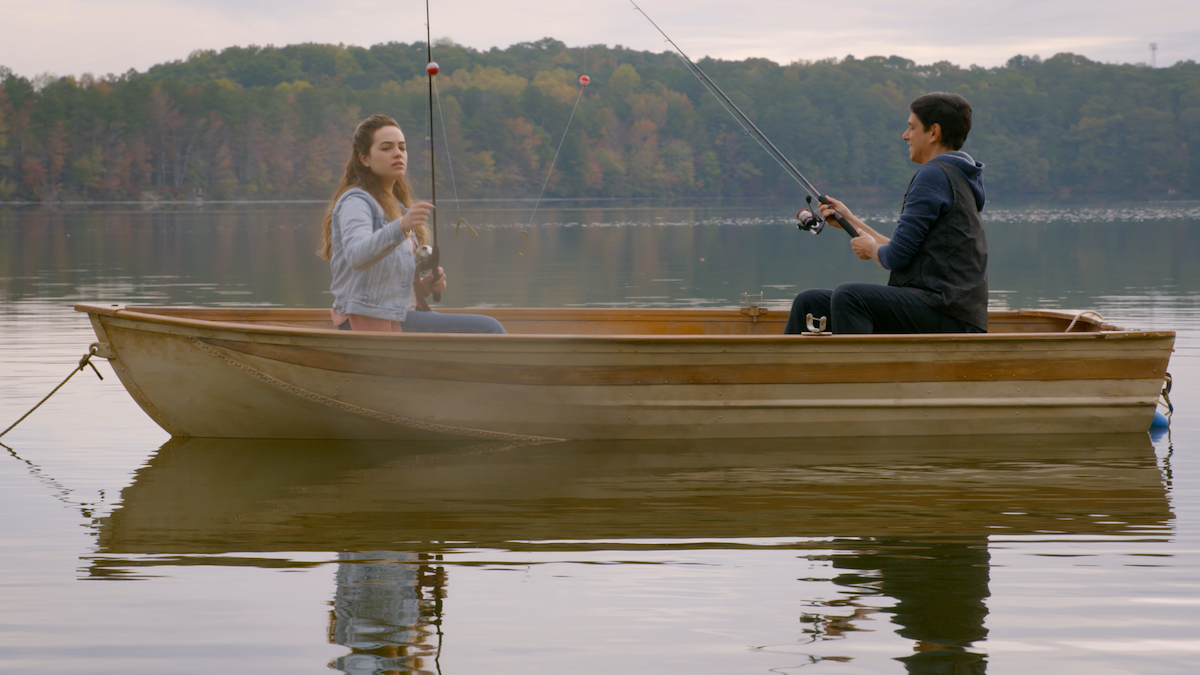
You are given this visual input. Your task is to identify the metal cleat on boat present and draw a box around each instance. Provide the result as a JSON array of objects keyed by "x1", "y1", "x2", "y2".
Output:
[
  {"x1": 739, "y1": 292, "x2": 769, "y2": 323},
  {"x1": 803, "y1": 313, "x2": 831, "y2": 336}
]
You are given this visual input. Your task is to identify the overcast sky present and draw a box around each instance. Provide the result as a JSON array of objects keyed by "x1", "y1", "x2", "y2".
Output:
[{"x1": 2, "y1": 0, "x2": 1197, "y2": 79}]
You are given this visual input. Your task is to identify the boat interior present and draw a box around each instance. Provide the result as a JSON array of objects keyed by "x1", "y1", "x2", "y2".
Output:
[{"x1": 81, "y1": 304, "x2": 1127, "y2": 336}]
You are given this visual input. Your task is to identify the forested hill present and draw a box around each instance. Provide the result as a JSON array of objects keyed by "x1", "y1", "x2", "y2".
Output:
[{"x1": 1, "y1": 38, "x2": 1198, "y2": 203}]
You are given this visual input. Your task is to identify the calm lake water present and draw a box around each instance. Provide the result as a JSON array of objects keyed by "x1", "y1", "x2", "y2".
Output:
[{"x1": 2, "y1": 200, "x2": 1199, "y2": 674}]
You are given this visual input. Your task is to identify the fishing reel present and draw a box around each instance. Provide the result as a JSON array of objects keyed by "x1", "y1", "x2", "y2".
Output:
[
  {"x1": 415, "y1": 244, "x2": 434, "y2": 273},
  {"x1": 795, "y1": 195, "x2": 825, "y2": 235},
  {"x1": 415, "y1": 243, "x2": 443, "y2": 302}
]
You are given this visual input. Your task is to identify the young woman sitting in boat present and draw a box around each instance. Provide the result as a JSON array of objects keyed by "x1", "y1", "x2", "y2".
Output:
[{"x1": 318, "y1": 114, "x2": 505, "y2": 334}]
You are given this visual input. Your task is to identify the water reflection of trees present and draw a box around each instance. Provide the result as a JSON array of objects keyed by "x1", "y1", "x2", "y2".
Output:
[{"x1": 4, "y1": 206, "x2": 1200, "y2": 314}]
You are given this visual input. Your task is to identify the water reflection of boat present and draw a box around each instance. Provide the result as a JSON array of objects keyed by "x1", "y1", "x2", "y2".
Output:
[
  {"x1": 75, "y1": 304, "x2": 1173, "y2": 440},
  {"x1": 93, "y1": 434, "x2": 1169, "y2": 556},
  {"x1": 89, "y1": 435, "x2": 1170, "y2": 675}
]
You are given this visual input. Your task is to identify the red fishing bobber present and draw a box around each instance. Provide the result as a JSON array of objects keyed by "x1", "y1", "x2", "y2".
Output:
[
  {"x1": 426, "y1": 61, "x2": 440, "y2": 75},
  {"x1": 579, "y1": 75, "x2": 590, "y2": 86}
]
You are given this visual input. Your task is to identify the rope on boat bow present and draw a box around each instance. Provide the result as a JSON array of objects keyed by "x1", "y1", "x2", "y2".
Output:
[
  {"x1": 1064, "y1": 310, "x2": 1105, "y2": 332},
  {"x1": 1159, "y1": 372, "x2": 1174, "y2": 419},
  {"x1": 0, "y1": 344, "x2": 105, "y2": 440}
]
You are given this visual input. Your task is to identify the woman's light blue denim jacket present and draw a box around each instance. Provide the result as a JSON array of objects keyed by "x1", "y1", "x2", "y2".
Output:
[{"x1": 329, "y1": 187, "x2": 416, "y2": 322}]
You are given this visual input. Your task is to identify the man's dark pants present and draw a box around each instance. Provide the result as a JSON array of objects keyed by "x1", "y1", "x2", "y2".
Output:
[{"x1": 784, "y1": 282, "x2": 984, "y2": 334}]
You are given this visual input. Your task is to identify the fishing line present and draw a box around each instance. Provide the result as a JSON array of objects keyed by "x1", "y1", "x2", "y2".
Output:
[
  {"x1": 628, "y1": 0, "x2": 812, "y2": 196},
  {"x1": 525, "y1": 44, "x2": 590, "y2": 236},
  {"x1": 627, "y1": 0, "x2": 858, "y2": 236},
  {"x1": 431, "y1": 77, "x2": 478, "y2": 238},
  {"x1": 527, "y1": 82, "x2": 587, "y2": 229},
  {"x1": 431, "y1": 77, "x2": 462, "y2": 219}
]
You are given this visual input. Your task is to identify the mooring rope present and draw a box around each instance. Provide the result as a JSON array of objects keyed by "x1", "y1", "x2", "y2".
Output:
[
  {"x1": 1159, "y1": 372, "x2": 1174, "y2": 420},
  {"x1": 1, "y1": 344, "x2": 104, "y2": 440}
]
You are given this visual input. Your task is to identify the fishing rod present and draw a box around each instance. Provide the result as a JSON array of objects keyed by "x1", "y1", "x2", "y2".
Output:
[
  {"x1": 527, "y1": 71, "x2": 591, "y2": 232},
  {"x1": 424, "y1": 0, "x2": 443, "y2": 301},
  {"x1": 628, "y1": 0, "x2": 859, "y2": 238}
]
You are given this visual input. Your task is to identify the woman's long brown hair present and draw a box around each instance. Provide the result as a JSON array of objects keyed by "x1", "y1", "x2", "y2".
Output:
[{"x1": 318, "y1": 114, "x2": 427, "y2": 260}]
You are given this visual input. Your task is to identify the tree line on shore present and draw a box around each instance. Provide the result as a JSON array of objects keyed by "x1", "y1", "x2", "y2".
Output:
[{"x1": 1, "y1": 38, "x2": 1197, "y2": 204}]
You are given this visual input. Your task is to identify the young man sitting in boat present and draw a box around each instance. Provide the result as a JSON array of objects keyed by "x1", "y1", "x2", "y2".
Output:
[{"x1": 784, "y1": 92, "x2": 987, "y2": 335}]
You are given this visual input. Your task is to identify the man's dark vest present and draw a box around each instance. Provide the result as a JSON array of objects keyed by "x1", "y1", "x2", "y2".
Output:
[{"x1": 888, "y1": 160, "x2": 988, "y2": 330}]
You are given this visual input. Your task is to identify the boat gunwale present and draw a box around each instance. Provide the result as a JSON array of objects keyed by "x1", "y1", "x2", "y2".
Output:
[{"x1": 74, "y1": 302, "x2": 1177, "y2": 344}]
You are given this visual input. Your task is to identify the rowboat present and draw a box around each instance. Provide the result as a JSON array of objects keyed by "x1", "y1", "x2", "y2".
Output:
[{"x1": 75, "y1": 303, "x2": 1174, "y2": 441}]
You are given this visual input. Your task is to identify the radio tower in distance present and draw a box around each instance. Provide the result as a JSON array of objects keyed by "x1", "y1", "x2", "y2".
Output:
[{"x1": 1150, "y1": 43, "x2": 1157, "y2": 68}]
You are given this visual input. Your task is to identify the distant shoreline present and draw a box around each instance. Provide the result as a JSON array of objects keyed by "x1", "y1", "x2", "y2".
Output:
[{"x1": 4, "y1": 196, "x2": 1200, "y2": 211}]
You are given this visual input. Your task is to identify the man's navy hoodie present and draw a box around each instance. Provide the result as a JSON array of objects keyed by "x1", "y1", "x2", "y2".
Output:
[{"x1": 877, "y1": 151, "x2": 986, "y2": 271}]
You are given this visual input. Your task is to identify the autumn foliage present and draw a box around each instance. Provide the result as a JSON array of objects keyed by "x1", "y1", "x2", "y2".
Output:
[{"x1": 1, "y1": 39, "x2": 1198, "y2": 203}]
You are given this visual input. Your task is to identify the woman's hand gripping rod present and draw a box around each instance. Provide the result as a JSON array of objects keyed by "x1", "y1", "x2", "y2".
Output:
[{"x1": 629, "y1": 0, "x2": 857, "y2": 238}]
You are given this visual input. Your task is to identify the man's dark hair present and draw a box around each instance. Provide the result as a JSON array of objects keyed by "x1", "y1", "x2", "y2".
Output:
[{"x1": 910, "y1": 92, "x2": 972, "y2": 150}]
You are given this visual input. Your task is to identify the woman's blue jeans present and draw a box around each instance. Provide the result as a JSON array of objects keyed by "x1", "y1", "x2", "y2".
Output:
[{"x1": 400, "y1": 310, "x2": 507, "y2": 334}]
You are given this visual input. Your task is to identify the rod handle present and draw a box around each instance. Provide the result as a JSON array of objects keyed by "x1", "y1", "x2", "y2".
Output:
[{"x1": 817, "y1": 196, "x2": 859, "y2": 238}]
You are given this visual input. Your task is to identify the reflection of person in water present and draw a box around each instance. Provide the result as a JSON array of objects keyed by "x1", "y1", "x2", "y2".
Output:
[
  {"x1": 830, "y1": 537, "x2": 990, "y2": 674},
  {"x1": 331, "y1": 551, "x2": 443, "y2": 675}
]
